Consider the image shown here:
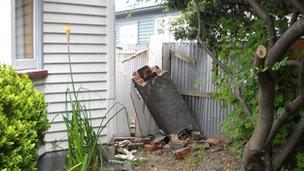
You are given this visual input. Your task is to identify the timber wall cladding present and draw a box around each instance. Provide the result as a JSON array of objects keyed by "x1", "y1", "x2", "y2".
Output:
[
  {"x1": 165, "y1": 42, "x2": 233, "y2": 137},
  {"x1": 42, "y1": 0, "x2": 109, "y2": 151}
]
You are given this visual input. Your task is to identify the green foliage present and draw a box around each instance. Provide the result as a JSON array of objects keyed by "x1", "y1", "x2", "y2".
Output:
[
  {"x1": 187, "y1": 143, "x2": 206, "y2": 167},
  {"x1": 0, "y1": 66, "x2": 50, "y2": 171},
  {"x1": 61, "y1": 28, "x2": 131, "y2": 171},
  {"x1": 63, "y1": 93, "x2": 130, "y2": 171},
  {"x1": 296, "y1": 153, "x2": 304, "y2": 171},
  {"x1": 64, "y1": 89, "x2": 103, "y2": 171}
]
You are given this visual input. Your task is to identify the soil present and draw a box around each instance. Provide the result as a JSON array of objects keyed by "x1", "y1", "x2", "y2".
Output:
[
  {"x1": 196, "y1": 147, "x2": 240, "y2": 171},
  {"x1": 133, "y1": 140, "x2": 240, "y2": 171}
]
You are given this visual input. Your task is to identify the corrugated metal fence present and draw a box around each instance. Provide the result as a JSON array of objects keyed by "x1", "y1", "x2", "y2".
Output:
[
  {"x1": 115, "y1": 42, "x2": 232, "y2": 137},
  {"x1": 164, "y1": 42, "x2": 232, "y2": 137}
]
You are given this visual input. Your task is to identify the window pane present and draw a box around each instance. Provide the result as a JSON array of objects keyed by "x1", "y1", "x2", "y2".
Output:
[
  {"x1": 119, "y1": 24, "x2": 138, "y2": 45},
  {"x1": 16, "y1": 0, "x2": 33, "y2": 59}
]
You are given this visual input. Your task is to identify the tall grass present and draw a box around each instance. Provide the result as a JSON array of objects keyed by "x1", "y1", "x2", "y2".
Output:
[{"x1": 62, "y1": 24, "x2": 130, "y2": 171}]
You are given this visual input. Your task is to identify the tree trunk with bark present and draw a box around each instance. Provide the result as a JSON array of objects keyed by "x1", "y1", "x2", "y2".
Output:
[
  {"x1": 191, "y1": 1, "x2": 304, "y2": 170},
  {"x1": 241, "y1": 72, "x2": 276, "y2": 170}
]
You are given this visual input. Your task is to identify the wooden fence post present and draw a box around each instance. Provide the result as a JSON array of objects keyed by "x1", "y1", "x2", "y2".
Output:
[{"x1": 162, "y1": 43, "x2": 171, "y2": 75}]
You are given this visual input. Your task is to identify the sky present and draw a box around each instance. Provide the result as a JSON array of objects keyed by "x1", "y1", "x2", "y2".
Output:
[{"x1": 115, "y1": 0, "x2": 161, "y2": 12}]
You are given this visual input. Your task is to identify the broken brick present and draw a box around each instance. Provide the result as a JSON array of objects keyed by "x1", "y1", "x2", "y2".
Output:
[
  {"x1": 185, "y1": 137, "x2": 192, "y2": 145},
  {"x1": 162, "y1": 144, "x2": 172, "y2": 154},
  {"x1": 155, "y1": 69, "x2": 162, "y2": 75},
  {"x1": 150, "y1": 66, "x2": 159, "y2": 73},
  {"x1": 169, "y1": 134, "x2": 188, "y2": 150},
  {"x1": 144, "y1": 144, "x2": 155, "y2": 153},
  {"x1": 156, "y1": 149, "x2": 164, "y2": 156},
  {"x1": 192, "y1": 131, "x2": 203, "y2": 141},
  {"x1": 211, "y1": 144, "x2": 224, "y2": 152},
  {"x1": 156, "y1": 143, "x2": 163, "y2": 150},
  {"x1": 128, "y1": 142, "x2": 144, "y2": 151},
  {"x1": 131, "y1": 137, "x2": 143, "y2": 143},
  {"x1": 118, "y1": 140, "x2": 131, "y2": 148},
  {"x1": 169, "y1": 140, "x2": 187, "y2": 150},
  {"x1": 136, "y1": 78, "x2": 146, "y2": 86},
  {"x1": 150, "y1": 66, "x2": 162, "y2": 75},
  {"x1": 132, "y1": 75, "x2": 142, "y2": 82},
  {"x1": 206, "y1": 137, "x2": 221, "y2": 146},
  {"x1": 143, "y1": 137, "x2": 153, "y2": 144},
  {"x1": 174, "y1": 147, "x2": 191, "y2": 160}
]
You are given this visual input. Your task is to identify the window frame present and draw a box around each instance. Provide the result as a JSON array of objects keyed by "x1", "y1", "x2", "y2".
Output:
[{"x1": 12, "y1": 0, "x2": 43, "y2": 71}]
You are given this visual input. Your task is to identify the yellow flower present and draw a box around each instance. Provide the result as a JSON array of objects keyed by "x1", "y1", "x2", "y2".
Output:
[{"x1": 64, "y1": 24, "x2": 71, "y2": 34}]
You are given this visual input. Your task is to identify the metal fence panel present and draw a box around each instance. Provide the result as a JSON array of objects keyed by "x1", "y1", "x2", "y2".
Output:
[
  {"x1": 115, "y1": 42, "x2": 232, "y2": 138},
  {"x1": 168, "y1": 42, "x2": 232, "y2": 137}
]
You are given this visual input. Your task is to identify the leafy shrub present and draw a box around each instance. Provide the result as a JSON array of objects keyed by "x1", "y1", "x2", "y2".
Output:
[
  {"x1": 296, "y1": 153, "x2": 304, "y2": 171},
  {"x1": 0, "y1": 66, "x2": 50, "y2": 170}
]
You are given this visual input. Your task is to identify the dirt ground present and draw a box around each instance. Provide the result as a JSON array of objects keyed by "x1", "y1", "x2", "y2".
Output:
[
  {"x1": 196, "y1": 147, "x2": 240, "y2": 171},
  {"x1": 133, "y1": 141, "x2": 240, "y2": 171}
]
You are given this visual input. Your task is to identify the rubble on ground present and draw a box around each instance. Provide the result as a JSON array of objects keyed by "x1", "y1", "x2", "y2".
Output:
[{"x1": 110, "y1": 130, "x2": 228, "y2": 164}]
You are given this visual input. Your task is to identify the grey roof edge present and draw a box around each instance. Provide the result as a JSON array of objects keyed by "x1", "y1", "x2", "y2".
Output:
[{"x1": 116, "y1": 5, "x2": 165, "y2": 18}]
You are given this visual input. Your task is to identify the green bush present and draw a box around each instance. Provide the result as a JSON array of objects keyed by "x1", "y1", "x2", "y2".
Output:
[
  {"x1": 0, "y1": 66, "x2": 50, "y2": 171},
  {"x1": 296, "y1": 153, "x2": 304, "y2": 171}
]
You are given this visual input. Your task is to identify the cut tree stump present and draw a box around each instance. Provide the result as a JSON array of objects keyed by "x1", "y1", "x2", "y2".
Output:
[{"x1": 132, "y1": 66, "x2": 200, "y2": 135}]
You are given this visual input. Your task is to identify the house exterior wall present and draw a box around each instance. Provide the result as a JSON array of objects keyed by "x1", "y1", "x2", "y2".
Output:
[
  {"x1": 0, "y1": 1, "x2": 13, "y2": 65},
  {"x1": 37, "y1": 0, "x2": 114, "y2": 154},
  {"x1": 115, "y1": 8, "x2": 178, "y2": 45}
]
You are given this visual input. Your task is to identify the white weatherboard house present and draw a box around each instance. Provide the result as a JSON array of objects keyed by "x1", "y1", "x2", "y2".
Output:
[{"x1": 0, "y1": 0, "x2": 115, "y2": 162}]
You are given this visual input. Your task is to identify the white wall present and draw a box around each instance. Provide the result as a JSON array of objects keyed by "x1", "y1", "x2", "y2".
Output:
[
  {"x1": 39, "y1": 0, "x2": 114, "y2": 153},
  {"x1": 0, "y1": 1, "x2": 13, "y2": 65}
]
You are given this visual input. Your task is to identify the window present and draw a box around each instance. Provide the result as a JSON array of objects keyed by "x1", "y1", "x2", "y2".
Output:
[
  {"x1": 14, "y1": 0, "x2": 41, "y2": 70},
  {"x1": 154, "y1": 16, "x2": 177, "y2": 42},
  {"x1": 119, "y1": 23, "x2": 138, "y2": 45}
]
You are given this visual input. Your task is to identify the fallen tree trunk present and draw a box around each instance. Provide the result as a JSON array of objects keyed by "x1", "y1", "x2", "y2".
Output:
[{"x1": 132, "y1": 66, "x2": 200, "y2": 135}]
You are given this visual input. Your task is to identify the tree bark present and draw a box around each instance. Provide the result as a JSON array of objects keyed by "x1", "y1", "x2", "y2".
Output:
[
  {"x1": 265, "y1": 59, "x2": 304, "y2": 148},
  {"x1": 265, "y1": 95, "x2": 304, "y2": 147},
  {"x1": 241, "y1": 71, "x2": 276, "y2": 171},
  {"x1": 266, "y1": 18, "x2": 304, "y2": 67},
  {"x1": 290, "y1": 0, "x2": 304, "y2": 14},
  {"x1": 272, "y1": 117, "x2": 304, "y2": 170}
]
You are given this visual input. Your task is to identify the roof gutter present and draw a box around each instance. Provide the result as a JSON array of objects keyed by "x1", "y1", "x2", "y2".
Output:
[{"x1": 116, "y1": 5, "x2": 163, "y2": 18}]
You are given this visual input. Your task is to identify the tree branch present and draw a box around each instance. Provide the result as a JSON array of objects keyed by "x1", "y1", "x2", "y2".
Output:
[
  {"x1": 246, "y1": 0, "x2": 277, "y2": 47},
  {"x1": 286, "y1": 60, "x2": 301, "y2": 67},
  {"x1": 290, "y1": 0, "x2": 304, "y2": 14},
  {"x1": 234, "y1": 87, "x2": 253, "y2": 117},
  {"x1": 290, "y1": 12, "x2": 299, "y2": 26},
  {"x1": 272, "y1": 116, "x2": 304, "y2": 170},
  {"x1": 195, "y1": 0, "x2": 253, "y2": 118},
  {"x1": 194, "y1": 0, "x2": 202, "y2": 39},
  {"x1": 266, "y1": 18, "x2": 304, "y2": 67},
  {"x1": 265, "y1": 59, "x2": 304, "y2": 148},
  {"x1": 194, "y1": 0, "x2": 232, "y2": 75},
  {"x1": 242, "y1": 70, "x2": 276, "y2": 170}
]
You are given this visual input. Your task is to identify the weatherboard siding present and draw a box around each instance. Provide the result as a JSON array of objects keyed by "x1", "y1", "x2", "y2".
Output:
[
  {"x1": 41, "y1": 0, "x2": 110, "y2": 152},
  {"x1": 138, "y1": 18, "x2": 154, "y2": 44}
]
